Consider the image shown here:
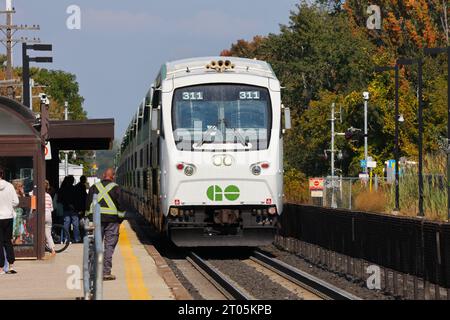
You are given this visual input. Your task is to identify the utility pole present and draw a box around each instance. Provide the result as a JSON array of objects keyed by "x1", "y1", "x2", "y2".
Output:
[
  {"x1": 64, "y1": 101, "x2": 69, "y2": 177},
  {"x1": 22, "y1": 43, "x2": 52, "y2": 108},
  {"x1": 363, "y1": 92, "x2": 369, "y2": 175},
  {"x1": 424, "y1": 47, "x2": 450, "y2": 220},
  {"x1": 374, "y1": 65, "x2": 400, "y2": 212},
  {"x1": 331, "y1": 103, "x2": 336, "y2": 208},
  {"x1": 0, "y1": 0, "x2": 40, "y2": 81},
  {"x1": 5, "y1": 0, "x2": 12, "y2": 80},
  {"x1": 394, "y1": 64, "x2": 400, "y2": 212},
  {"x1": 397, "y1": 58, "x2": 424, "y2": 217},
  {"x1": 328, "y1": 103, "x2": 345, "y2": 209}
]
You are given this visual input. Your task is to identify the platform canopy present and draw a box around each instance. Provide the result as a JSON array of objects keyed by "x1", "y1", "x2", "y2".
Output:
[
  {"x1": 0, "y1": 96, "x2": 38, "y2": 138},
  {"x1": 48, "y1": 119, "x2": 114, "y2": 150}
]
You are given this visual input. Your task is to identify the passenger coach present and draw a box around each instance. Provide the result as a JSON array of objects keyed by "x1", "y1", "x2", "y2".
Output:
[{"x1": 117, "y1": 57, "x2": 291, "y2": 246}]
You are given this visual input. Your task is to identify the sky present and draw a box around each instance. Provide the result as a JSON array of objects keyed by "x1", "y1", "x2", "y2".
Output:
[{"x1": 9, "y1": 0, "x2": 299, "y2": 139}]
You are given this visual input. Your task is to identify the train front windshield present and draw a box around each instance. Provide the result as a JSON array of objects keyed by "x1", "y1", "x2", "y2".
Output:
[{"x1": 172, "y1": 84, "x2": 272, "y2": 151}]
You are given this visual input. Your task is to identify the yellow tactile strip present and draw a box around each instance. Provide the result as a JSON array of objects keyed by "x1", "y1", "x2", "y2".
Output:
[{"x1": 118, "y1": 224, "x2": 152, "y2": 300}]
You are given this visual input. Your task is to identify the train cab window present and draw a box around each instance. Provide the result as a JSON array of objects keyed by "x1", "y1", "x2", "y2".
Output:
[{"x1": 172, "y1": 84, "x2": 272, "y2": 151}]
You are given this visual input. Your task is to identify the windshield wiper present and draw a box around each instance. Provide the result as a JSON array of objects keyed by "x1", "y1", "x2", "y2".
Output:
[
  {"x1": 231, "y1": 128, "x2": 248, "y2": 147},
  {"x1": 196, "y1": 125, "x2": 217, "y2": 147},
  {"x1": 222, "y1": 119, "x2": 248, "y2": 147},
  {"x1": 196, "y1": 120, "x2": 249, "y2": 148}
]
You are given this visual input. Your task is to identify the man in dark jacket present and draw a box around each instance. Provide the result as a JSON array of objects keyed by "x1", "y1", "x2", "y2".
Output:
[
  {"x1": 73, "y1": 176, "x2": 88, "y2": 216},
  {"x1": 86, "y1": 168, "x2": 125, "y2": 281},
  {"x1": 59, "y1": 175, "x2": 81, "y2": 243}
]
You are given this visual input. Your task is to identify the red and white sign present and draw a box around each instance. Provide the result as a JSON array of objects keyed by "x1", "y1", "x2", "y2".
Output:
[
  {"x1": 44, "y1": 142, "x2": 52, "y2": 161},
  {"x1": 309, "y1": 178, "x2": 324, "y2": 191}
]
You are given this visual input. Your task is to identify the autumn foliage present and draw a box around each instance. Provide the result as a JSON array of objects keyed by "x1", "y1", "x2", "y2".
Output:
[{"x1": 222, "y1": 1, "x2": 450, "y2": 217}]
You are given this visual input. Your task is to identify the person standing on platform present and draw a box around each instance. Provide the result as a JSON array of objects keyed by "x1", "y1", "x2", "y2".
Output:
[
  {"x1": 58, "y1": 176, "x2": 81, "y2": 243},
  {"x1": 11, "y1": 180, "x2": 25, "y2": 245},
  {"x1": 74, "y1": 176, "x2": 88, "y2": 217},
  {"x1": 86, "y1": 168, "x2": 125, "y2": 281},
  {"x1": 0, "y1": 166, "x2": 19, "y2": 275},
  {"x1": 74, "y1": 176, "x2": 88, "y2": 238},
  {"x1": 44, "y1": 180, "x2": 56, "y2": 256}
]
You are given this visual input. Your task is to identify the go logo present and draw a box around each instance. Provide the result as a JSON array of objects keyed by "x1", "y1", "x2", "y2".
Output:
[{"x1": 207, "y1": 185, "x2": 240, "y2": 201}]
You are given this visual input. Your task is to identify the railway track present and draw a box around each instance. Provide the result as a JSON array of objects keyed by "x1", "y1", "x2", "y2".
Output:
[
  {"x1": 250, "y1": 251, "x2": 361, "y2": 300},
  {"x1": 187, "y1": 252, "x2": 253, "y2": 300},
  {"x1": 187, "y1": 250, "x2": 361, "y2": 301}
]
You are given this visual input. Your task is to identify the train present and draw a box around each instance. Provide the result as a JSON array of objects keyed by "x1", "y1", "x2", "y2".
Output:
[{"x1": 116, "y1": 57, "x2": 291, "y2": 247}]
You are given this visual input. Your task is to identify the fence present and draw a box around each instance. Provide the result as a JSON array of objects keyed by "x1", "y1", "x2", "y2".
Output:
[
  {"x1": 278, "y1": 204, "x2": 450, "y2": 299},
  {"x1": 312, "y1": 174, "x2": 447, "y2": 221},
  {"x1": 82, "y1": 194, "x2": 104, "y2": 300}
]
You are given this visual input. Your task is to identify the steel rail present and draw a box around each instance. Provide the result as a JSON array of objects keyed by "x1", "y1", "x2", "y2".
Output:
[
  {"x1": 187, "y1": 252, "x2": 252, "y2": 300},
  {"x1": 251, "y1": 251, "x2": 362, "y2": 300}
]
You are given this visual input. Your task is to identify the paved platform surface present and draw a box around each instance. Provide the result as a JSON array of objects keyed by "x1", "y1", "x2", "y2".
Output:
[{"x1": 0, "y1": 220, "x2": 182, "y2": 300}]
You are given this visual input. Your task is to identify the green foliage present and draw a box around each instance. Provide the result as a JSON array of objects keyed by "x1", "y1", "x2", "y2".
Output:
[
  {"x1": 222, "y1": 1, "x2": 450, "y2": 219},
  {"x1": 31, "y1": 68, "x2": 86, "y2": 120},
  {"x1": 284, "y1": 167, "x2": 310, "y2": 203}
]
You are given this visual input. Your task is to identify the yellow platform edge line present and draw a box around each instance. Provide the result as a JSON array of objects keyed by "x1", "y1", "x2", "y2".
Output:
[{"x1": 118, "y1": 224, "x2": 152, "y2": 300}]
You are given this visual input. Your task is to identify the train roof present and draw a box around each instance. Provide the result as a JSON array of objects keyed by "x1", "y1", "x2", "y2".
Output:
[{"x1": 160, "y1": 57, "x2": 277, "y2": 81}]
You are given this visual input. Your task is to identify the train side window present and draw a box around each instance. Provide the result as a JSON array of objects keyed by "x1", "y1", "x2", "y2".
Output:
[
  {"x1": 135, "y1": 152, "x2": 138, "y2": 169},
  {"x1": 137, "y1": 171, "x2": 141, "y2": 188},
  {"x1": 148, "y1": 145, "x2": 153, "y2": 167},
  {"x1": 144, "y1": 106, "x2": 150, "y2": 124},
  {"x1": 143, "y1": 169, "x2": 148, "y2": 190},
  {"x1": 160, "y1": 109, "x2": 165, "y2": 138},
  {"x1": 140, "y1": 149, "x2": 143, "y2": 168},
  {"x1": 152, "y1": 89, "x2": 161, "y2": 108}
]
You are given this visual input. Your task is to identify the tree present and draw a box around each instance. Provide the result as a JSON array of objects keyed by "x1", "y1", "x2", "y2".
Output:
[
  {"x1": 31, "y1": 68, "x2": 86, "y2": 120},
  {"x1": 222, "y1": 1, "x2": 450, "y2": 178}
]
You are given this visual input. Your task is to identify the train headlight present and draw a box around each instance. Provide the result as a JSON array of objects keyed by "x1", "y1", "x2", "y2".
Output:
[
  {"x1": 223, "y1": 156, "x2": 233, "y2": 166},
  {"x1": 213, "y1": 156, "x2": 222, "y2": 166},
  {"x1": 250, "y1": 162, "x2": 270, "y2": 175},
  {"x1": 251, "y1": 165, "x2": 262, "y2": 176},
  {"x1": 184, "y1": 165, "x2": 195, "y2": 176}
]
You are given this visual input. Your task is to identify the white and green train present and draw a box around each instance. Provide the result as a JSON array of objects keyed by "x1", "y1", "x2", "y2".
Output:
[{"x1": 117, "y1": 57, "x2": 291, "y2": 247}]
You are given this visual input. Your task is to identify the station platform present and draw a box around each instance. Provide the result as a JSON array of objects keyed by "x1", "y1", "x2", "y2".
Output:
[{"x1": 0, "y1": 218, "x2": 191, "y2": 300}]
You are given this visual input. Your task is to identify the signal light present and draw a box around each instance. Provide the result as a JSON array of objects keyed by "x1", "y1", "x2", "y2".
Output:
[
  {"x1": 266, "y1": 198, "x2": 272, "y2": 205},
  {"x1": 176, "y1": 163, "x2": 184, "y2": 170},
  {"x1": 261, "y1": 162, "x2": 270, "y2": 169},
  {"x1": 345, "y1": 127, "x2": 362, "y2": 140}
]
